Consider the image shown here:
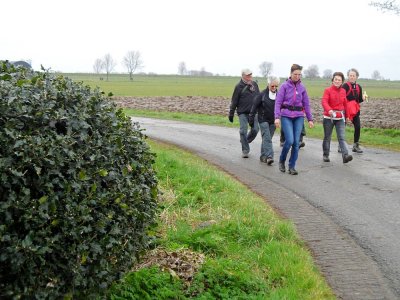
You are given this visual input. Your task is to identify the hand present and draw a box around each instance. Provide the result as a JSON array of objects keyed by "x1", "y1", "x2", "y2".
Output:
[
  {"x1": 228, "y1": 115, "x2": 234, "y2": 123},
  {"x1": 248, "y1": 116, "x2": 254, "y2": 127},
  {"x1": 274, "y1": 118, "x2": 281, "y2": 128},
  {"x1": 308, "y1": 121, "x2": 314, "y2": 128}
]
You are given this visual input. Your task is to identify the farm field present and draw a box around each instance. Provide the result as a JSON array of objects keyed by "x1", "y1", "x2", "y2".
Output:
[
  {"x1": 64, "y1": 73, "x2": 400, "y2": 150},
  {"x1": 62, "y1": 73, "x2": 400, "y2": 99}
]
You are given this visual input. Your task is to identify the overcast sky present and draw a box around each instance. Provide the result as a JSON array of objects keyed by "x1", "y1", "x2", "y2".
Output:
[{"x1": 3, "y1": 0, "x2": 400, "y2": 79}]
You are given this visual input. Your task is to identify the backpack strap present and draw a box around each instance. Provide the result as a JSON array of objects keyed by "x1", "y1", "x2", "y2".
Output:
[
  {"x1": 240, "y1": 85, "x2": 248, "y2": 97},
  {"x1": 240, "y1": 79, "x2": 258, "y2": 97},
  {"x1": 345, "y1": 82, "x2": 360, "y2": 97}
]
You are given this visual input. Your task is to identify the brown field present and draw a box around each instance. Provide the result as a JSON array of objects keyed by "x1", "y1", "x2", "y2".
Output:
[{"x1": 113, "y1": 96, "x2": 400, "y2": 129}]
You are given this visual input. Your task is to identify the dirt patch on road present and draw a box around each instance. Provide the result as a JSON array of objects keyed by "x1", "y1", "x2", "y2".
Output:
[{"x1": 113, "y1": 96, "x2": 400, "y2": 129}]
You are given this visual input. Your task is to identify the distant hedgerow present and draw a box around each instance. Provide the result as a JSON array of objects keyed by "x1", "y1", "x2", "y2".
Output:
[{"x1": 0, "y1": 61, "x2": 158, "y2": 298}]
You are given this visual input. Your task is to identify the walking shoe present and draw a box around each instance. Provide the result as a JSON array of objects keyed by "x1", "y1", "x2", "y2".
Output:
[
  {"x1": 242, "y1": 151, "x2": 249, "y2": 158},
  {"x1": 288, "y1": 168, "x2": 298, "y2": 175},
  {"x1": 323, "y1": 155, "x2": 330, "y2": 162},
  {"x1": 266, "y1": 158, "x2": 274, "y2": 165},
  {"x1": 352, "y1": 143, "x2": 363, "y2": 153},
  {"x1": 279, "y1": 161, "x2": 286, "y2": 172},
  {"x1": 343, "y1": 154, "x2": 353, "y2": 163},
  {"x1": 299, "y1": 141, "x2": 305, "y2": 148},
  {"x1": 260, "y1": 156, "x2": 268, "y2": 163}
]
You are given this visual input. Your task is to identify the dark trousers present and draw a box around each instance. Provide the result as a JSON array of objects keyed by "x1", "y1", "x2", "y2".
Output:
[{"x1": 352, "y1": 111, "x2": 361, "y2": 143}]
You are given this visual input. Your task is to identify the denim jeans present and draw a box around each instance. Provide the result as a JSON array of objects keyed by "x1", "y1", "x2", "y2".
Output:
[
  {"x1": 238, "y1": 113, "x2": 259, "y2": 153},
  {"x1": 280, "y1": 124, "x2": 306, "y2": 143},
  {"x1": 259, "y1": 122, "x2": 276, "y2": 159},
  {"x1": 322, "y1": 118, "x2": 349, "y2": 156},
  {"x1": 279, "y1": 116, "x2": 304, "y2": 169}
]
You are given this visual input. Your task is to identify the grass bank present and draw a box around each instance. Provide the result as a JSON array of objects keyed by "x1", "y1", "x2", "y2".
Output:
[
  {"x1": 125, "y1": 109, "x2": 400, "y2": 152},
  {"x1": 108, "y1": 140, "x2": 335, "y2": 299}
]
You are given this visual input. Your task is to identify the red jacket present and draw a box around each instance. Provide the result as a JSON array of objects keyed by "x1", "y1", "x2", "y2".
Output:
[{"x1": 321, "y1": 85, "x2": 348, "y2": 119}]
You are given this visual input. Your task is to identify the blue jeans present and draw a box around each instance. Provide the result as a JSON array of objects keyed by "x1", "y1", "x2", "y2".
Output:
[
  {"x1": 323, "y1": 118, "x2": 349, "y2": 156},
  {"x1": 279, "y1": 116, "x2": 304, "y2": 169},
  {"x1": 238, "y1": 113, "x2": 259, "y2": 153},
  {"x1": 259, "y1": 122, "x2": 276, "y2": 159}
]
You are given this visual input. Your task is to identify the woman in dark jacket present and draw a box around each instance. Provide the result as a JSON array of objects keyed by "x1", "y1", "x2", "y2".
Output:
[
  {"x1": 341, "y1": 68, "x2": 366, "y2": 153},
  {"x1": 249, "y1": 76, "x2": 280, "y2": 165}
]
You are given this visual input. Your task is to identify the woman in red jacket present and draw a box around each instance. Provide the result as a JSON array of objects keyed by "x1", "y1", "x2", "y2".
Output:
[{"x1": 321, "y1": 72, "x2": 353, "y2": 164}]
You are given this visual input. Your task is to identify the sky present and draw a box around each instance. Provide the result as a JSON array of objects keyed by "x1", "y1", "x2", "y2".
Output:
[{"x1": 2, "y1": 0, "x2": 400, "y2": 80}]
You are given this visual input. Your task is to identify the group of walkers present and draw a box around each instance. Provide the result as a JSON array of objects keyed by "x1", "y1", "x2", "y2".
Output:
[{"x1": 228, "y1": 64, "x2": 367, "y2": 175}]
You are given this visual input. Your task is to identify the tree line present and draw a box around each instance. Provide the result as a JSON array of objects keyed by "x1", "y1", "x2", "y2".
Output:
[
  {"x1": 93, "y1": 51, "x2": 144, "y2": 81},
  {"x1": 93, "y1": 53, "x2": 386, "y2": 81},
  {"x1": 94, "y1": 53, "x2": 386, "y2": 81},
  {"x1": 178, "y1": 60, "x2": 386, "y2": 80}
]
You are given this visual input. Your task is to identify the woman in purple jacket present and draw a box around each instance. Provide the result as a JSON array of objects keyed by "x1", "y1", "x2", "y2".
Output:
[{"x1": 274, "y1": 64, "x2": 314, "y2": 175}]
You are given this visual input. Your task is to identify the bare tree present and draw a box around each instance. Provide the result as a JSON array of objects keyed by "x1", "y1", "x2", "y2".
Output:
[
  {"x1": 322, "y1": 69, "x2": 333, "y2": 79},
  {"x1": 372, "y1": 70, "x2": 383, "y2": 80},
  {"x1": 178, "y1": 61, "x2": 187, "y2": 75},
  {"x1": 103, "y1": 53, "x2": 117, "y2": 81},
  {"x1": 123, "y1": 51, "x2": 143, "y2": 80},
  {"x1": 93, "y1": 58, "x2": 104, "y2": 79},
  {"x1": 369, "y1": 0, "x2": 400, "y2": 15},
  {"x1": 259, "y1": 61, "x2": 273, "y2": 77},
  {"x1": 303, "y1": 64, "x2": 320, "y2": 79},
  {"x1": 200, "y1": 67, "x2": 207, "y2": 77}
]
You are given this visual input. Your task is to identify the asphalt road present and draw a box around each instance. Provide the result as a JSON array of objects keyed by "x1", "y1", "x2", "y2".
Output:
[{"x1": 134, "y1": 117, "x2": 400, "y2": 300}]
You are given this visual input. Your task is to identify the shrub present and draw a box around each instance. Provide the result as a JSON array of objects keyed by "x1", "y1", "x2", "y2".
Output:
[{"x1": 0, "y1": 61, "x2": 158, "y2": 298}]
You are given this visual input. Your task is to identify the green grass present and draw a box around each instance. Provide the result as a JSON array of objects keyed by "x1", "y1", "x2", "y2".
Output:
[
  {"x1": 62, "y1": 73, "x2": 238, "y2": 97},
  {"x1": 60, "y1": 73, "x2": 397, "y2": 298},
  {"x1": 62, "y1": 73, "x2": 400, "y2": 98},
  {"x1": 126, "y1": 109, "x2": 400, "y2": 152},
  {"x1": 109, "y1": 141, "x2": 335, "y2": 299}
]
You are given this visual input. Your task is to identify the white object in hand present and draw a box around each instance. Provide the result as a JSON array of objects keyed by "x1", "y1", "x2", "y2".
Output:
[{"x1": 363, "y1": 91, "x2": 369, "y2": 102}]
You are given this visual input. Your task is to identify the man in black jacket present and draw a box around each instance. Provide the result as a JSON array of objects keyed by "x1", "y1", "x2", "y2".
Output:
[{"x1": 228, "y1": 69, "x2": 260, "y2": 158}]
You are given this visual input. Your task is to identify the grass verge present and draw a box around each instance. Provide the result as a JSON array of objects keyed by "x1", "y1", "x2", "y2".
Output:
[
  {"x1": 108, "y1": 140, "x2": 335, "y2": 299},
  {"x1": 125, "y1": 109, "x2": 400, "y2": 152}
]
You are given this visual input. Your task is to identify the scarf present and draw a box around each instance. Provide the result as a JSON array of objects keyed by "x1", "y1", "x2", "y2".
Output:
[
  {"x1": 241, "y1": 78, "x2": 255, "y2": 92},
  {"x1": 269, "y1": 90, "x2": 277, "y2": 100}
]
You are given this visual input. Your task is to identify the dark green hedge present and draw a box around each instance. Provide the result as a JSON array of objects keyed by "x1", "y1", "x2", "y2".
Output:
[{"x1": 0, "y1": 61, "x2": 158, "y2": 298}]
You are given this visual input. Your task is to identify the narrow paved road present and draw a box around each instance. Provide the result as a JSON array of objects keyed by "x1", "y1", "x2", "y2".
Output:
[{"x1": 134, "y1": 117, "x2": 400, "y2": 300}]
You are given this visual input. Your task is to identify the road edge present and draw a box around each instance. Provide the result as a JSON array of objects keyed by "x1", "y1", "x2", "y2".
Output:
[{"x1": 152, "y1": 137, "x2": 397, "y2": 300}]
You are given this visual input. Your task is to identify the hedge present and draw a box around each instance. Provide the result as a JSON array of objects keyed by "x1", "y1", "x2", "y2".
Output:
[{"x1": 0, "y1": 61, "x2": 158, "y2": 298}]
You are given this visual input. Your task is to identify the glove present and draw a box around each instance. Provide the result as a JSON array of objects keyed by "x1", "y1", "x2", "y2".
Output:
[
  {"x1": 248, "y1": 116, "x2": 254, "y2": 128},
  {"x1": 228, "y1": 115, "x2": 234, "y2": 123}
]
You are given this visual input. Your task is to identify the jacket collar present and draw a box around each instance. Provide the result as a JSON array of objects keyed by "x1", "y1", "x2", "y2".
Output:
[{"x1": 288, "y1": 77, "x2": 301, "y2": 85}]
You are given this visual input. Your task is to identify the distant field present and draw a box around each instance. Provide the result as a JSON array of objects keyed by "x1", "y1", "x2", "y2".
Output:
[{"x1": 62, "y1": 73, "x2": 400, "y2": 99}]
